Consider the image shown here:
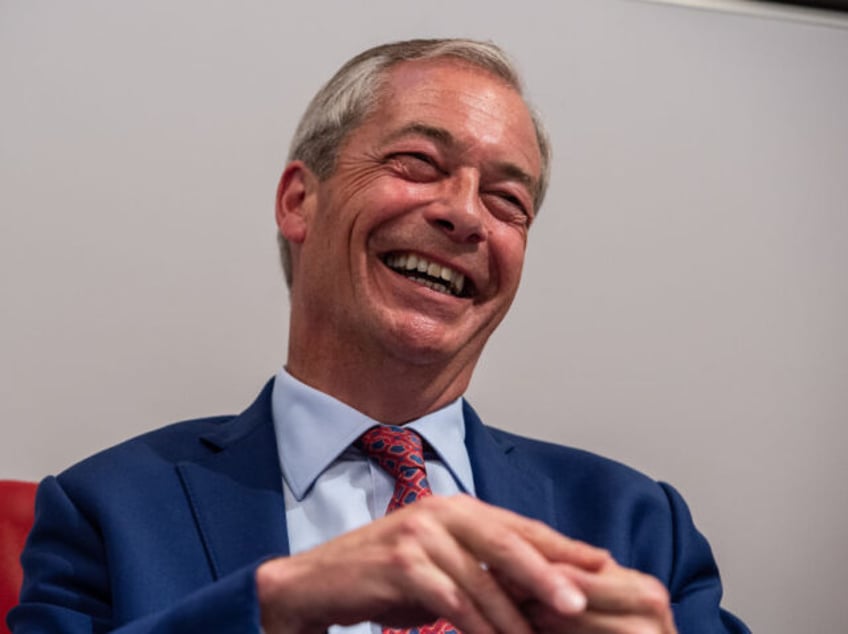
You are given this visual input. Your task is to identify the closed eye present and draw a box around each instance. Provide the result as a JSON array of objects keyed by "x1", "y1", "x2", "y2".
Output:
[
  {"x1": 498, "y1": 192, "x2": 524, "y2": 209},
  {"x1": 388, "y1": 152, "x2": 444, "y2": 182},
  {"x1": 485, "y1": 191, "x2": 531, "y2": 222}
]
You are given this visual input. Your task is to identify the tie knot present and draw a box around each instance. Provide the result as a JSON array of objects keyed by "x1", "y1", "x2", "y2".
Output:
[{"x1": 356, "y1": 425, "x2": 431, "y2": 507}]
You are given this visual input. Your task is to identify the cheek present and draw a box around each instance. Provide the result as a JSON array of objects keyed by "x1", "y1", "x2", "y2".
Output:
[
  {"x1": 490, "y1": 227, "x2": 527, "y2": 279},
  {"x1": 491, "y1": 245, "x2": 526, "y2": 304},
  {"x1": 356, "y1": 180, "x2": 434, "y2": 231},
  {"x1": 376, "y1": 179, "x2": 435, "y2": 207}
]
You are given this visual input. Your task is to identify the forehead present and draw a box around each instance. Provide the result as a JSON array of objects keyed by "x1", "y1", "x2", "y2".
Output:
[{"x1": 354, "y1": 58, "x2": 542, "y2": 178}]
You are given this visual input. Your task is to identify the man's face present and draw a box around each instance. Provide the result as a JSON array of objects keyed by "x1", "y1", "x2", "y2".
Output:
[{"x1": 285, "y1": 58, "x2": 542, "y2": 379}]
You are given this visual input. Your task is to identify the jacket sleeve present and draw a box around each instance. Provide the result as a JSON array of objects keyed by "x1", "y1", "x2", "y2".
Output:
[
  {"x1": 8, "y1": 476, "x2": 264, "y2": 633},
  {"x1": 659, "y1": 482, "x2": 750, "y2": 634}
]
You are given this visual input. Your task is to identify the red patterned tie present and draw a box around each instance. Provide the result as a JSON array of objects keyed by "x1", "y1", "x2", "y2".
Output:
[{"x1": 357, "y1": 425, "x2": 461, "y2": 634}]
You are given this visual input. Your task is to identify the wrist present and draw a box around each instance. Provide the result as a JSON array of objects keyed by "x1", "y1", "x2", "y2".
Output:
[{"x1": 256, "y1": 557, "x2": 327, "y2": 634}]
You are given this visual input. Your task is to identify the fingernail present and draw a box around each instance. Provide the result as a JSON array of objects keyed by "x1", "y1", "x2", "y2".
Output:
[{"x1": 554, "y1": 585, "x2": 587, "y2": 614}]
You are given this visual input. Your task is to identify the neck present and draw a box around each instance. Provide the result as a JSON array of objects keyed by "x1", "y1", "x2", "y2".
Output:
[{"x1": 285, "y1": 330, "x2": 477, "y2": 424}]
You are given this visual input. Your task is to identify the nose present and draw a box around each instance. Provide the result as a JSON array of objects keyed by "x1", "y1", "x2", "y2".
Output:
[{"x1": 424, "y1": 170, "x2": 484, "y2": 244}]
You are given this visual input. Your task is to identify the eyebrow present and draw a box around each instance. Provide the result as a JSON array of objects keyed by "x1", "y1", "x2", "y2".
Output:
[
  {"x1": 385, "y1": 122, "x2": 455, "y2": 147},
  {"x1": 385, "y1": 122, "x2": 538, "y2": 196}
]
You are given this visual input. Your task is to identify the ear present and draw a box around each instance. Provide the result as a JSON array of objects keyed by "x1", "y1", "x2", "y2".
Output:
[{"x1": 275, "y1": 161, "x2": 318, "y2": 245}]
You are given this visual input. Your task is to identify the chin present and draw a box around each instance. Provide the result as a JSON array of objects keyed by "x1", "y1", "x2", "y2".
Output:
[{"x1": 376, "y1": 313, "x2": 485, "y2": 371}]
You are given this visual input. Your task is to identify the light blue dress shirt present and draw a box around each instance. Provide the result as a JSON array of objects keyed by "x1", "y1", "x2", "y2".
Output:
[{"x1": 271, "y1": 368, "x2": 476, "y2": 634}]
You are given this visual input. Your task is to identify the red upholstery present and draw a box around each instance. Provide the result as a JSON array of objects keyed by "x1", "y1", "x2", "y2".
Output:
[{"x1": 0, "y1": 481, "x2": 37, "y2": 633}]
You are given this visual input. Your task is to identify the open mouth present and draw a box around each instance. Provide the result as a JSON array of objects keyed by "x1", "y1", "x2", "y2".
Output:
[{"x1": 381, "y1": 252, "x2": 474, "y2": 298}]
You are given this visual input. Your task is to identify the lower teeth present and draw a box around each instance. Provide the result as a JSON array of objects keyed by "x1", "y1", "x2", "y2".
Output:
[{"x1": 407, "y1": 274, "x2": 452, "y2": 295}]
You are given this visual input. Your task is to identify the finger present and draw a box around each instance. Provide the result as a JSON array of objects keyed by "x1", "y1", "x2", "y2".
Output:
[
  {"x1": 382, "y1": 553, "x2": 495, "y2": 634},
  {"x1": 364, "y1": 512, "x2": 494, "y2": 633},
  {"x1": 528, "y1": 603, "x2": 675, "y2": 634},
  {"x1": 390, "y1": 505, "x2": 535, "y2": 634},
  {"x1": 430, "y1": 496, "x2": 590, "y2": 616},
  {"x1": 567, "y1": 564, "x2": 672, "y2": 617},
  {"x1": 454, "y1": 496, "x2": 610, "y2": 571},
  {"x1": 507, "y1": 514, "x2": 610, "y2": 572}
]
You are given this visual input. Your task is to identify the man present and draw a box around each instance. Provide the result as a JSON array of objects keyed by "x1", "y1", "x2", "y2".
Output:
[{"x1": 10, "y1": 39, "x2": 749, "y2": 633}]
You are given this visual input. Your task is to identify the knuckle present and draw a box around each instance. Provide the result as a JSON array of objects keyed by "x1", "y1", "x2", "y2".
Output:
[
  {"x1": 416, "y1": 494, "x2": 448, "y2": 513},
  {"x1": 438, "y1": 584, "x2": 470, "y2": 615},
  {"x1": 486, "y1": 529, "x2": 523, "y2": 558},
  {"x1": 595, "y1": 547, "x2": 614, "y2": 566},
  {"x1": 385, "y1": 536, "x2": 426, "y2": 574},
  {"x1": 445, "y1": 492, "x2": 475, "y2": 509},
  {"x1": 393, "y1": 510, "x2": 433, "y2": 540}
]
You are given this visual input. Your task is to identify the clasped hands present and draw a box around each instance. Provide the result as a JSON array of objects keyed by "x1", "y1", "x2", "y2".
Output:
[{"x1": 257, "y1": 494, "x2": 677, "y2": 634}]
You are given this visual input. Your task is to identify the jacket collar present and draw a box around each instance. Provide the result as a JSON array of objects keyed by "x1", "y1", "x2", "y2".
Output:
[
  {"x1": 174, "y1": 380, "x2": 556, "y2": 579},
  {"x1": 462, "y1": 400, "x2": 556, "y2": 527}
]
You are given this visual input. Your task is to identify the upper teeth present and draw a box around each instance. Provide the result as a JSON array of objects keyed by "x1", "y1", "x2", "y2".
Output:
[{"x1": 385, "y1": 253, "x2": 466, "y2": 296}]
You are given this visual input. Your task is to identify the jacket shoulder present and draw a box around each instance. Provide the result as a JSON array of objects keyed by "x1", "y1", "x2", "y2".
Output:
[
  {"x1": 485, "y1": 425, "x2": 661, "y2": 494},
  {"x1": 59, "y1": 414, "x2": 234, "y2": 483},
  {"x1": 58, "y1": 379, "x2": 276, "y2": 488}
]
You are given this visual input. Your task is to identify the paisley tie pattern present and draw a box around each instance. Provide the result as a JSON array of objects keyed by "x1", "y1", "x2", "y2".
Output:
[{"x1": 356, "y1": 425, "x2": 462, "y2": 634}]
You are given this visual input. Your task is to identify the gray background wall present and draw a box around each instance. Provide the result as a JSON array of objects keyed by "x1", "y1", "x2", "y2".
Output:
[{"x1": 2, "y1": 1, "x2": 847, "y2": 631}]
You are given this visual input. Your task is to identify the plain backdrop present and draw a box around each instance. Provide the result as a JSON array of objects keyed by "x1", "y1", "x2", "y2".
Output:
[{"x1": 2, "y1": 1, "x2": 847, "y2": 632}]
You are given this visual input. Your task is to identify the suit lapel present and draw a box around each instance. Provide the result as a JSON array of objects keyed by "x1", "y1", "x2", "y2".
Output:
[
  {"x1": 462, "y1": 401, "x2": 557, "y2": 527},
  {"x1": 175, "y1": 386, "x2": 558, "y2": 580},
  {"x1": 177, "y1": 381, "x2": 290, "y2": 579}
]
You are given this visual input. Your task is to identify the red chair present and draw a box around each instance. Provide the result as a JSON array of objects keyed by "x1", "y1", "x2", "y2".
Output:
[{"x1": 0, "y1": 481, "x2": 37, "y2": 634}]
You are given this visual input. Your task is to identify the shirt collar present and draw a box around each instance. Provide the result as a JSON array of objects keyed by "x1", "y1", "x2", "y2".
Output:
[{"x1": 271, "y1": 367, "x2": 474, "y2": 500}]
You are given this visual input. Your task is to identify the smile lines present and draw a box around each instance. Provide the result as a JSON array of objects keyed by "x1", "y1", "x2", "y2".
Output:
[{"x1": 383, "y1": 252, "x2": 467, "y2": 297}]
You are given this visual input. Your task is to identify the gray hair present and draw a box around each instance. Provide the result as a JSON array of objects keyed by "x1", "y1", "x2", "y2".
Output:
[{"x1": 278, "y1": 38, "x2": 551, "y2": 287}]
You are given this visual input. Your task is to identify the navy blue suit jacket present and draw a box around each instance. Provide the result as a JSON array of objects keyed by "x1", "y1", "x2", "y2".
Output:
[{"x1": 10, "y1": 380, "x2": 749, "y2": 632}]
